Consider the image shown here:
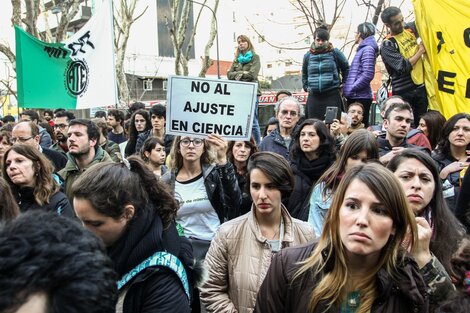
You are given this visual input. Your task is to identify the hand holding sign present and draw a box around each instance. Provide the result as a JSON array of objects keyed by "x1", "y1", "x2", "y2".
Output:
[{"x1": 207, "y1": 133, "x2": 228, "y2": 166}]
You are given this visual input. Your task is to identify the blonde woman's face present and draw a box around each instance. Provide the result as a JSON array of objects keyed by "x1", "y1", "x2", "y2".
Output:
[
  {"x1": 339, "y1": 179, "x2": 395, "y2": 263},
  {"x1": 237, "y1": 39, "x2": 249, "y2": 52}
]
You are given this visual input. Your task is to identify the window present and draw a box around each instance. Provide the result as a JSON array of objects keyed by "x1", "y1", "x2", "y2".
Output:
[
  {"x1": 162, "y1": 80, "x2": 168, "y2": 91},
  {"x1": 285, "y1": 61, "x2": 292, "y2": 66},
  {"x1": 267, "y1": 64, "x2": 272, "y2": 69},
  {"x1": 143, "y1": 79, "x2": 152, "y2": 91}
]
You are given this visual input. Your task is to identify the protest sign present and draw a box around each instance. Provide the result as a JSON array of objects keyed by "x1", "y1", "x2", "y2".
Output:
[{"x1": 166, "y1": 75, "x2": 257, "y2": 140}]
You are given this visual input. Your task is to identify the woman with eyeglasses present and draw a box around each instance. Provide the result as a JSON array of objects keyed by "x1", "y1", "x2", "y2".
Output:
[
  {"x1": 200, "y1": 152, "x2": 314, "y2": 313},
  {"x1": 162, "y1": 134, "x2": 242, "y2": 260},
  {"x1": 2, "y1": 145, "x2": 74, "y2": 217}
]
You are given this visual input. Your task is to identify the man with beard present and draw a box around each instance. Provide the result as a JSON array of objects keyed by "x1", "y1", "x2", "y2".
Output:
[
  {"x1": 50, "y1": 110, "x2": 76, "y2": 156},
  {"x1": 58, "y1": 119, "x2": 113, "y2": 201},
  {"x1": 347, "y1": 102, "x2": 365, "y2": 134},
  {"x1": 378, "y1": 102, "x2": 427, "y2": 165}
]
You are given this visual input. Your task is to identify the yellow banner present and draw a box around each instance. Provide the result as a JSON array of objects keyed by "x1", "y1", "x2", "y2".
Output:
[{"x1": 412, "y1": 0, "x2": 470, "y2": 118}]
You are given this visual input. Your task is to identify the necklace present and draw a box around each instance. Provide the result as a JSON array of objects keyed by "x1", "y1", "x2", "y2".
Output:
[{"x1": 341, "y1": 291, "x2": 360, "y2": 313}]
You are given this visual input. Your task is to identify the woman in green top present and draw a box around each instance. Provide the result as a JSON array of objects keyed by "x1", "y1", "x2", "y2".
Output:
[{"x1": 227, "y1": 35, "x2": 261, "y2": 145}]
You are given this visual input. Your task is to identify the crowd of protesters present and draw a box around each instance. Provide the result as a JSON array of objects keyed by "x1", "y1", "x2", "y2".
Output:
[{"x1": 0, "y1": 5, "x2": 469, "y2": 313}]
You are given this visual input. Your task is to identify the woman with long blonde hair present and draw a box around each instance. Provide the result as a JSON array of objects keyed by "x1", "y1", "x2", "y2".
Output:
[{"x1": 255, "y1": 163, "x2": 428, "y2": 313}]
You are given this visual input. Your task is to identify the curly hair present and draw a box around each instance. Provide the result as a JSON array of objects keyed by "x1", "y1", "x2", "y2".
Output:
[
  {"x1": 0, "y1": 211, "x2": 117, "y2": 313},
  {"x1": 71, "y1": 156, "x2": 178, "y2": 227},
  {"x1": 2, "y1": 145, "x2": 59, "y2": 206},
  {"x1": 126, "y1": 109, "x2": 151, "y2": 157}
]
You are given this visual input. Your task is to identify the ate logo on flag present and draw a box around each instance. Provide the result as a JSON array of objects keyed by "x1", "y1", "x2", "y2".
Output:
[
  {"x1": 64, "y1": 32, "x2": 94, "y2": 97},
  {"x1": 65, "y1": 60, "x2": 89, "y2": 96}
]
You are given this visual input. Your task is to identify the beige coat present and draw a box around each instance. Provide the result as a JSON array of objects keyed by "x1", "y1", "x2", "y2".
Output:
[{"x1": 200, "y1": 205, "x2": 315, "y2": 313}]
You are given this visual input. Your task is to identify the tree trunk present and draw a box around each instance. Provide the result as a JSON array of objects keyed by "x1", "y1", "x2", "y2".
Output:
[{"x1": 198, "y1": 0, "x2": 219, "y2": 77}]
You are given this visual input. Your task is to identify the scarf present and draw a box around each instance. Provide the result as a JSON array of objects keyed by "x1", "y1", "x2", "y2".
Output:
[
  {"x1": 108, "y1": 203, "x2": 181, "y2": 276},
  {"x1": 295, "y1": 152, "x2": 334, "y2": 185},
  {"x1": 237, "y1": 50, "x2": 253, "y2": 64},
  {"x1": 310, "y1": 42, "x2": 334, "y2": 55}
]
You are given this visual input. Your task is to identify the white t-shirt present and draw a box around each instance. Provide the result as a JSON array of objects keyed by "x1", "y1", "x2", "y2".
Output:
[{"x1": 175, "y1": 174, "x2": 220, "y2": 241}]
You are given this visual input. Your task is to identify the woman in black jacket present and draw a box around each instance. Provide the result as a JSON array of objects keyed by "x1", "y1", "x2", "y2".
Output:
[
  {"x1": 72, "y1": 157, "x2": 201, "y2": 313},
  {"x1": 255, "y1": 163, "x2": 428, "y2": 313},
  {"x1": 161, "y1": 134, "x2": 242, "y2": 259},
  {"x1": 287, "y1": 119, "x2": 336, "y2": 220},
  {"x1": 2, "y1": 145, "x2": 73, "y2": 217}
]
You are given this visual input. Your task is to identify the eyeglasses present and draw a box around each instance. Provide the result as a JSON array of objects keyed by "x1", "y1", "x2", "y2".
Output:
[
  {"x1": 11, "y1": 136, "x2": 33, "y2": 143},
  {"x1": 279, "y1": 110, "x2": 298, "y2": 117},
  {"x1": 53, "y1": 124, "x2": 69, "y2": 129},
  {"x1": 180, "y1": 138, "x2": 204, "y2": 147}
]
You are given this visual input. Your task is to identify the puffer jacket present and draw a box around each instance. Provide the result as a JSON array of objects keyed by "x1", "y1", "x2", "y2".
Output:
[
  {"x1": 200, "y1": 205, "x2": 314, "y2": 313},
  {"x1": 161, "y1": 162, "x2": 242, "y2": 223},
  {"x1": 14, "y1": 186, "x2": 74, "y2": 218},
  {"x1": 302, "y1": 48, "x2": 349, "y2": 93},
  {"x1": 343, "y1": 36, "x2": 378, "y2": 99},
  {"x1": 255, "y1": 242, "x2": 429, "y2": 313}
]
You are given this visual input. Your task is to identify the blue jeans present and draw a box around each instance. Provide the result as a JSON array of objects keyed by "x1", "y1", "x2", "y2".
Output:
[{"x1": 251, "y1": 99, "x2": 261, "y2": 145}]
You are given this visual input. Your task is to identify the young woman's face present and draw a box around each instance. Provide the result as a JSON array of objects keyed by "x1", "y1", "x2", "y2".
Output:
[
  {"x1": 237, "y1": 38, "x2": 249, "y2": 52},
  {"x1": 147, "y1": 143, "x2": 166, "y2": 166},
  {"x1": 73, "y1": 198, "x2": 130, "y2": 247},
  {"x1": 299, "y1": 125, "x2": 320, "y2": 157},
  {"x1": 266, "y1": 124, "x2": 277, "y2": 136},
  {"x1": 232, "y1": 141, "x2": 251, "y2": 163},
  {"x1": 5, "y1": 150, "x2": 36, "y2": 187},
  {"x1": 345, "y1": 150, "x2": 369, "y2": 172},
  {"x1": 0, "y1": 137, "x2": 12, "y2": 158},
  {"x1": 179, "y1": 137, "x2": 204, "y2": 162},
  {"x1": 134, "y1": 114, "x2": 147, "y2": 132},
  {"x1": 418, "y1": 118, "x2": 428, "y2": 137},
  {"x1": 250, "y1": 168, "x2": 282, "y2": 216},
  {"x1": 393, "y1": 158, "x2": 435, "y2": 215},
  {"x1": 448, "y1": 118, "x2": 470, "y2": 148},
  {"x1": 339, "y1": 179, "x2": 395, "y2": 262}
]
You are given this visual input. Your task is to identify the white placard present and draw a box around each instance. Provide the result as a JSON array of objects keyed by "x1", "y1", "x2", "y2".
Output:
[{"x1": 166, "y1": 75, "x2": 257, "y2": 141}]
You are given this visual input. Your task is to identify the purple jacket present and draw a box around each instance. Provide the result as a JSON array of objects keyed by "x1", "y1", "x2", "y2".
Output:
[{"x1": 343, "y1": 36, "x2": 378, "y2": 100}]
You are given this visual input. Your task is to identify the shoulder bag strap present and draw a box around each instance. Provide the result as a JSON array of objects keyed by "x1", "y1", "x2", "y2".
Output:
[{"x1": 117, "y1": 251, "x2": 191, "y2": 302}]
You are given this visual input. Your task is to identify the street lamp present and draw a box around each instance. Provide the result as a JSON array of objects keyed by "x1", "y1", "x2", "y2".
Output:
[{"x1": 188, "y1": 0, "x2": 220, "y2": 79}]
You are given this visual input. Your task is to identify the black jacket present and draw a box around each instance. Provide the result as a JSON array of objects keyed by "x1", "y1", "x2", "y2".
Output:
[
  {"x1": 135, "y1": 130, "x2": 175, "y2": 156},
  {"x1": 15, "y1": 186, "x2": 74, "y2": 218},
  {"x1": 255, "y1": 242, "x2": 429, "y2": 313},
  {"x1": 377, "y1": 137, "x2": 428, "y2": 157},
  {"x1": 112, "y1": 204, "x2": 198, "y2": 313},
  {"x1": 42, "y1": 147, "x2": 67, "y2": 171},
  {"x1": 287, "y1": 153, "x2": 335, "y2": 220},
  {"x1": 161, "y1": 162, "x2": 242, "y2": 222}
]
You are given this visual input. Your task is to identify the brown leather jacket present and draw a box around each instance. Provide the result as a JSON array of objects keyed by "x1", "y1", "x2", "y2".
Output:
[{"x1": 255, "y1": 242, "x2": 429, "y2": 313}]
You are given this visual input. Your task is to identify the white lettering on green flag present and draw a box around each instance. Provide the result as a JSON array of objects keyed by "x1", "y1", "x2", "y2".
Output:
[{"x1": 15, "y1": 0, "x2": 117, "y2": 110}]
